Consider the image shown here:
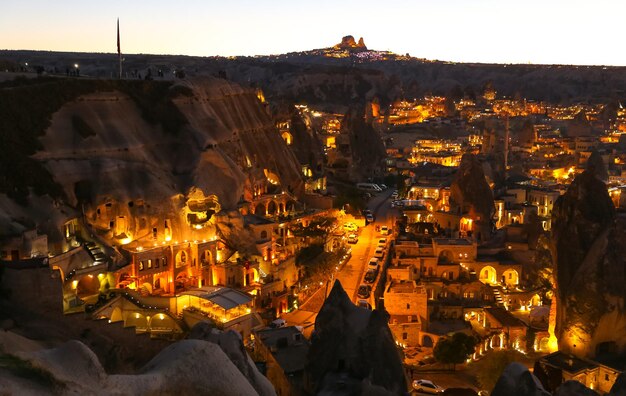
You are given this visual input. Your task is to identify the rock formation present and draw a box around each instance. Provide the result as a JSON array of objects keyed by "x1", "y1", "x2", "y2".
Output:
[
  {"x1": 449, "y1": 154, "x2": 495, "y2": 238},
  {"x1": 188, "y1": 322, "x2": 276, "y2": 396},
  {"x1": 341, "y1": 106, "x2": 386, "y2": 180},
  {"x1": 518, "y1": 119, "x2": 536, "y2": 148},
  {"x1": 305, "y1": 280, "x2": 406, "y2": 395},
  {"x1": 334, "y1": 35, "x2": 367, "y2": 50},
  {"x1": 0, "y1": 76, "x2": 305, "y2": 250},
  {"x1": 551, "y1": 170, "x2": 626, "y2": 358},
  {"x1": 585, "y1": 150, "x2": 608, "y2": 182},
  {"x1": 491, "y1": 362, "x2": 551, "y2": 396},
  {"x1": 0, "y1": 331, "x2": 269, "y2": 395}
]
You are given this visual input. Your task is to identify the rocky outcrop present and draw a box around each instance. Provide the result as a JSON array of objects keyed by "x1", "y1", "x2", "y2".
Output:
[
  {"x1": 551, "y1": 170, "x2": 626, "y2": 357},
  {"x1": 491, "y1": 362, "x2": 550, "y2": 396},
  {"x1": 554, "y1": 380, "x2": 599, "y2": 396},
  {"x1": 342, "y1": 106, "x2": 386, "y2": 180},
  {"x1": 334, "y1": 35, "x2": 367, "y2": 50},
  {"x1": 0, "y1": 332, "x2": 267, "y2": 395},
  {"x1": 306, "y1": 280, "x2": 406, "y2": 395},
  {"x1": 491, "y1": 363, "x2": 601, "y2": 396},
  {"x1": 188, "y1": 322, "x2": 276, "y2": 396},
  {"x1": 0, "y1": 76, "x2": 305, "y2": 248},
  {"x1": 585, "y1": 150, "x2": 608, "y2": 182},
  {"x1": 449, "y1": 154, "x2": 495, "y2": 230}
]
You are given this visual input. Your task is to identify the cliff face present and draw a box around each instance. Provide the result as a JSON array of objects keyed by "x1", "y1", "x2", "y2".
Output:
[
  {"x1": 551, "y1": 170, "x2": 626, "y2": 357},
  {"x1": 306, "y1": 280, "x2": 406, "y2": 395},
  {"x1": 1, "y1": 77, "x2": 303, "y2": 245}
]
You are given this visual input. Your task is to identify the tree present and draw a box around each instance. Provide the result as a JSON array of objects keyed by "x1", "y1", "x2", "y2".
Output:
[
  {"x1": 433, "y1": 332, "x2": 478, "y2": 369},
  {"x1": 471, "y1": 350, "x2": 527, "y2": 392}
]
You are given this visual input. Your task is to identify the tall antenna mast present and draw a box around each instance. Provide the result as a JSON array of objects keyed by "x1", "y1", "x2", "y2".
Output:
[{"x1": 117, "y1": 18, "x2": 122, "y2": 79}]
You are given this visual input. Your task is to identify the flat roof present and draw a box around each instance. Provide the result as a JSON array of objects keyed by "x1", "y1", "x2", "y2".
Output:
[
  {"x1": 433, "y1": 238, "x2": 473, "y2": 246},
  {"x1": 182, "y1": 286, "x2": 252, "y2": 310},
  {"x1": 542, "y1": 352, "x2": 597, "y2": 374},
  {"x1": 485, "y1": 307, "x2": 525, "y2": 328}
]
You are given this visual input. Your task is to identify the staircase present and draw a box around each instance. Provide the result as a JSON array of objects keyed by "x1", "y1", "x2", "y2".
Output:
[{"x1": 491, "y1": 285, "x2": 504, "y2": 306}]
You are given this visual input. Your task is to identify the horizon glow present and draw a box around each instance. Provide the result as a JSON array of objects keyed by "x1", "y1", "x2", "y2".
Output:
[{"x1": 1, "y1": 0, "x2": 625, "y2": 66}]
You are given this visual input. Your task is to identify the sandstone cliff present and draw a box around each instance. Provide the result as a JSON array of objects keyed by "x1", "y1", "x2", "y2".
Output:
[
  {"x1": 551, "y1": 170, "x2": 626, "y2": 358},
  {"x1": 0, "y1": 77, "x2": 304, "y2": 246}
]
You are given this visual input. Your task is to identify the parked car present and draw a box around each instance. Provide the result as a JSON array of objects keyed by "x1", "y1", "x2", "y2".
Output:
[
  {"x1": 391, "y1": 190, "x2": 398, "y2": 199},
  {"x1": 380, "y1": 226, "x2": 389, "y2": 235},
  {"x1": 343, "y1": 222, "x2": 358, "y2": 232},
  {"x1": 357, "y1": 284, "x2": 372, "y2": 299},
  {"x1": 347, "y1": 234, "x2": 358, "y2": 244},
  {"x1": 377, "y1": 238, "x2": 387, "y2": 247},
  {"x1": 379, "y1": 184, "x2": 388, "y2": 190},
  {"x1": 357, "y1": 299, "x2": 372, "y2": 310},
  {"x1": 374, "y1": 247, "x2": 384, "y2": 258},
  {"x1": 270, "y1": 319, "x2": 286, "y2": 328},
  {"x1": 367, "y1": 258, "x2": 379, "y2": 272},
  {"x1": 364, "y1": 269, "x2": 377, "y2": 283},
  {"x1": 412, "y1": 379, "x2": 444, "y2": 394},
  {"x1": 391, "y1": 200, "x2": 404, "y2": 208}
]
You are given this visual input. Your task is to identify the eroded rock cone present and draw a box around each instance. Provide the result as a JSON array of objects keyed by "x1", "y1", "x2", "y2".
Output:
[
  {"x1": 551, "y1": 170, "x2": 626, "y2": 357},
  {"x1": 306, "y1": 280, "x2": 406, "y2": 395},
  {"x1": 449, "y1": 153, "x2": 494, "y2": 234}
]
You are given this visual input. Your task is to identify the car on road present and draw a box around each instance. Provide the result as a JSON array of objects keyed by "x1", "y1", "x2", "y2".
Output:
[
  {"x1": 379, "y1": 184, "x2": 388, "y2": 190},
  {"x1": 391, "y1": 200, "x2": 404, "y2": 208},
  {"x1": 391, "y1": 190, "x2": 398, "y2": 199},
  {"x1": 357, "y1": 284, "x2": 372, "y2": 299},
  {"x1": 357, "y1": 299, "x2": 372, "y2": 309},
  {"x1": 365, "y1": 214, "x2": 374, "y2": 223},
  {"x1": 347, "y1": 234, "x2": 358, "y2": 244},
  {"x1": 377, "y1": 238, "x2": 387, "y2": 247},
  {"x1": 364, "y1": 269, "x2": 377, "y2": 283},
  {"x1": 343, "y1": 222, "x2": 358, "y2": 232},
  {"x1": 412, "y1": 379, "x2": 444, "y2": 394},
  {"x1": 380, "y1": 226, "x2": 390, "y2": 235},
  {"x1": 374, "y1": 247, "x2": 384, "y2": 258}
]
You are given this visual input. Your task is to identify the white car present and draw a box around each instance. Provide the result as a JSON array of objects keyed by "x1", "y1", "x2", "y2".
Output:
[
  {"x1": 374, "y1": 247, "x2": 384, "y2": 258},
  {"x1": 412, "y1": 379, "x2": 444, "y2": 394},
  {"x1": 367, "y1": 258, "x2": 379, "y2": 272},
  {"x1": 377, "y1": 238, "x2": 387, "y2": 247},
  {"x1": 380, "y1": 226, "x2": 389, "y2": 235},
  {"x1": 270, "y1": 319, "x2": 286, "y2": 328}
]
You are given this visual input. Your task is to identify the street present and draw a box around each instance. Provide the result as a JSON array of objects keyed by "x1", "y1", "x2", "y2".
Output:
[{"x1": 283, "y1": 189, "x2": 397, "y2": 336}]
